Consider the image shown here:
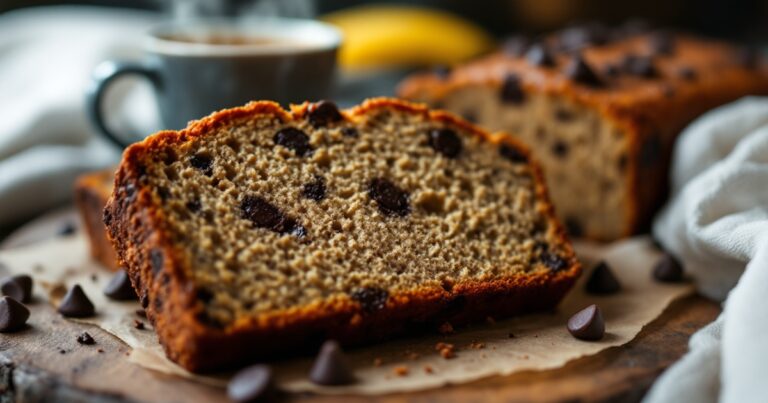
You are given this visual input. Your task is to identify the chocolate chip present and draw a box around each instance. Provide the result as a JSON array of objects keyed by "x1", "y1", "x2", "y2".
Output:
[
  {"x1": 140, "y1": 293, "x2": 149, "y2": 308},
  {"x1": 228, "y1": 364, "x2": 274, "y2": 402},
  {"x1": 649, "y1": 32, "x2": 675, "y2": 56},
  {"x1": 309, "y1": 340, "x2": 356, "y2": 386},
  {"x1": 58, "y1": 222, "x2": 76, "y2": 236},
  {"x1": 499, "y1": 144, "x2": 527, "y2": 163},
  {"x1": 189, "y1": 153, "x2": 213, "y2": 176},
  {"x1": 567, "y1": 304, "x2": 605, "y2": 340},
  {"x1": 368, "y1": 179, "x2": 410, "y2": 217},
  {"x1": 133, "y1": 319, "x2": 145, "y2": 330},
  {"x1": 428, "y1": 128, "x2": 462, "y2": 158},
  {"x1": 57, "y1": 284, "x2": 95, "y2": 318},
  {"x1": 653, "y1": 253, "x2": 684, "y2": 282},
  {"x1": 502, "y1": 36, "x2": 530, "y2": 57},
  {"x1": 623, "y1": 55, "x2": 657, "y2": 78},
  {"x1": 103, "y1": 270, "x2": 137, "y2": 301},
  {"x1": 342, "y1": 127, "x2": 359, "y2": 137},
  {"x1": 240, "y1": 195, "x2": 303, "y2": 235},
  {"x1": 500, "y1": 73, "x2": 525, "y2": 104},
  {"x1": 1, "y1": 275, "x2": 32, "y2": 303},
  {"x1": 551, "y1": 141, "x2": 569, "y2": 158},
  {"x1": 308, "y1": 100, "x2": 343, "y2": 127},
  {"x1": 274, "y1": 127, "x2": 312, "y2": 157},
  {"x1": 541, "y1": 252, "x2": 568, "y2": 272},
  {"x1": 525, "y1": 44, "x2": 556, "y2": 67},
  {"x1": 302, "y1": 176, "x2": 326, "y2": 201},
  {"x1": 150, "y1": 249, "x2": 164, "y2": 276},
  {"x1": 76, "y1": 331, "x2": 95, "y2": 345},
  {"x1": 565, "y1": 55, "x2": 603, "y2": 87},
  {"x1": 185, "y1": 199, "x2": 201, "y2": 212},
  {"x1": 678, "y1": 66, "x2": 697, "y2": 81},
  {"x1": 640, "y1": 135, "x2": 662, "y2": 167},
  {"x1": 564, "y1": 217, "x2": 583, "y2": 237},
  {"x1": 0, "y1": 297, "x2": 29, "y2": 332},
  {"x1": 432, "y1": 65, "x2": 451, "y2": 79},
  {"x1": 585, "y1": 261, "x2": 621, "y2": 294},
  {"x1": 350, "y1": 287, "x2": 388, "y2": 313}
]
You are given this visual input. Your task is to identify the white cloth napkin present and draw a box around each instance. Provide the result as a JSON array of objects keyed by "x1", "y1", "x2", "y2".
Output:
[
  {"x1": 644, "y1": 97, "x2": 768, "y2": 403},
  {"x1": 0, "y1": 6, "x2": 160, "y2": 226}
]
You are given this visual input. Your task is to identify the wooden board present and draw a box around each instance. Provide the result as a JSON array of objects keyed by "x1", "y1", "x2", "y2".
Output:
[{"x1": 0, "y1": 210, "x2": 721, "y2": 402}]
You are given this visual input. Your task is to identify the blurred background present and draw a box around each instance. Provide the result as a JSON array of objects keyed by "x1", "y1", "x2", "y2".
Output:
[{"x1": 1, "y1": 0, "x2": 767, "y2": 238}]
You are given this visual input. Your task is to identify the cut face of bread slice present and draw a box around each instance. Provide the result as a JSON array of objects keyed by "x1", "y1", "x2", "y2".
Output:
[{"x1": 104, "y1": 98, "x2": 579, "y2": 372}]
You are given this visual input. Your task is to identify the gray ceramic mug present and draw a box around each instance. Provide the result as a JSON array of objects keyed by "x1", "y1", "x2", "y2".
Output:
[{"x1": 87, "y1": 18, "x2": 341, "y2": 148}]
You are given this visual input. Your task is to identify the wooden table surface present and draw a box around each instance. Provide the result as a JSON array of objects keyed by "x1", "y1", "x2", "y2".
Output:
[{"x1": 0, "y1": 210, "x2": 720, "y2": 403}]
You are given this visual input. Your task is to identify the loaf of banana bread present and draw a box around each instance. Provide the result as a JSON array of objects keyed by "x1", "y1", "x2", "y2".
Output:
[
  {"x1": 398, "y1": 25, "x2": 768, "y2": 240},
  {"x1": 104, "y1": 98, "x2": 580, "y2": 372},
  {"x1": 75, "y1": 169, "x2": 119, "y2": 270}
]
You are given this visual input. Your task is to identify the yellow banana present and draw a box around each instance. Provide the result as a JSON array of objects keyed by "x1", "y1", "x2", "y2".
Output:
[{"x1": 321, "y1": 5, "x2": 494, "y2": 70}]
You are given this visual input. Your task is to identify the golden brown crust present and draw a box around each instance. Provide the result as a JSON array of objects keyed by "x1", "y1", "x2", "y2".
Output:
[
  {"x1": 104, "y1": 98, "x2": 580, "y2": 372},
  {"x1": 398, "y1": 34, "x2": 768, "y2": 239},
  {"x1": 75, "y1": 169, "x2": 119, "y2": 271}
]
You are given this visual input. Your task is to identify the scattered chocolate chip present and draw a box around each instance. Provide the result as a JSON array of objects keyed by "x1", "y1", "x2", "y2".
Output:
[
  {"x1": 432, "y1": 65, "x2": 451, "y2": 79},
  {"x1": 623, "y1": 55, "x2": 657, "y2": 78},
  {"x1": 307, "y1": 100, "x2": 343, "y2": 127},
  {"x1": 57, "y1": 284, "x2": 95, "y2": 318},
  {"x1": 77, "y1": 331, "x2": 95, "y2": 345},
  {"x1": 499, "y1": 73, "x2": 525, "y2": 104},
  {"x1": 653, "y1": 253, "x2": 684, "y2": 282},
  {"x1": 274, "y1": 127, "x2": 313, "y2": 157},
  {"x1": 228, "y1": 364, "x2": 274, "y2": 402},
  {"x1": 58, "y1": 222, "x2": 76, "y2": 236},
  {"x1": 341, "y1": 127, "x2": 358, "y2": 137},
  {"x1": 499, "y1": 144, "x2": 527, "y2": 163},
  {"x1": 350, "y1": 287, "x2": 389, "y2": 313},
  {"x1": 567, "y1": 304, "x2": 605, "y2": 340},
  {"x1": 302, "y1": 176, "x2": 326, "y2": 201},
  {"x1": 240, "y1": 195, "x2": 303, "y2": 234},
  {"x1": 678, "y1": 66, "x2": 697, "y2": 81},
  {"x1": 185, "y1": 199, "x2": 201, "y2": 212},
  {"x1": 525, "y1": 44, "x2": 556, "y2": 67},
  {"x1": 0, "y1": 296, "x2": 29, "y2": 332},
  {"x1": 1, "y1": 275, "x2": 32, "y2": 303},
  {"x1": 502, "y1": 36, "x2": 530, "y2": 57},
  {"x1": 564, "y1": 217, "x2": 583, "y2": 237},
  {"x1": 649, "y1": 31, "x2": 675, "y2": 55},
  {"x1": 368, "y1": 178, "x2": 410, "y2": 217},
  {"x1": 428, "y1": 128, "x2": 462, "y2": 158},
  {"x1": 737, "y1": 47, "x2": 759, "y2": 69},
  {"x1": 551, "y1": 140, "x2": 569, "y2": 158},
  {"x1": 565, "y1": 55, "x2": 603, "y2": 87},
  {"x1": 103, "y1": 270, "x2": 137, "y2": 301},
  {"x1": 133, "y1": 319, "x2": 145, "y2": 330},
  {"x1": 150, "y1": 249, "x2": 164, "y2": 276},
  {"x1": 585, "y1": 261, "x2": 621, "y2": 294},
  {"x1": 189, "y1": 153, "x2": 213, "y2": 176},
  {"x1": 135, "y1": 309, "x2": 147, "y2": 318},
  {"x1": 541, "y1": 252, "x2": 568, "y2": 272},
  {"x1": 309, "y1": 340, "x2": 355, "y2": 385}
]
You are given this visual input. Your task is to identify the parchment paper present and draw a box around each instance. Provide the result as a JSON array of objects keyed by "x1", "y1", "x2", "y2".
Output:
[{"x1": 0, "y1": 235, "x2": 692, "y2": 395}]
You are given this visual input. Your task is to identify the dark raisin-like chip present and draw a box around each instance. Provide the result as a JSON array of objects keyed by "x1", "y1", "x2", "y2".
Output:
[
  {"x1": 57, "y1": 285, "x2": 95, "y2": 318},
  {"x1": 428, "y1": 128, "x2": 462, "y2": 158},
  {"x1": 150, "y1": 249, "x2": 164, "y2": 276},
  {"x1": 308, "y1": 100, "x2": 343, "y2": 127},
  {"x1": 565, "y1": 55, "x2": 603, "y2": 87},
  {"x1": 185, "y1": 199, "x2": 201, "y2": 212},
  {"x1": 551, "y1": 141, "x2": 569, "y2": 158},
  {"x1": 189, "y1": 153, "x2": 213, "y2": 176},
  {"x1": 368, "y1": 178, "x2": 410, "y2": 217},
  {"x1": 500, "y1": 73, "x2": 525, "y2": 104},
  {"x1": 623, "y1": 55, "x2": 657, "y2": 78},
  {"x1": 350, "y1": 287, "x2": 389, "y2": 313},
  {"x1": 196, "y1": 288, "x2": 214, "y2": 303},
  {"x1": 541, "y1": 252, "x2": 568, "y2": 272},
  {"x1": 567, "y1": 304, "x2": 605, "y2": 340},
  {"x1": 240, "y1": 195, "x2": 302, "y2": 234},
  {"x1": 302, "y1": 176, "x2": 326, "y2": 201},
  {"x1": 309, "y1": 340, "x2": 356, "y2": 385},
  {"x1": 499, "y1": 144, "x2": 527, "y2": 163},
  {"x1": 342, "y1": 127, "x2": 358, "y2": 137},
  {"x1": 77, "y1": 332, "x2": 95, "y2": 345},
  {"x1": 274, "y1": 128, "x2": 312, "y2": 157},
  {"x1": 526, "y1": 44, "x2": 556, "y2": 67}
]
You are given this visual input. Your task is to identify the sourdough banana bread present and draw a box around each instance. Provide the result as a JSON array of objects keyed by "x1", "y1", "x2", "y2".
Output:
[
  {"x1": 75, "y1": 169, "x2": 119, "y2": 270},
  {"x1": 104, "y1": 98, "x2": 579, "y2": 372},
  {"x1": 398, "y1": 25, "x2": 768, "y2": 240}
]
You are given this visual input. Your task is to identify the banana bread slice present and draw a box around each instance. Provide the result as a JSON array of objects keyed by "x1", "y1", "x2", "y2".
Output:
[
  {"x1": 104, "y1": 98, "x2": 579, "y2": 372},
  {"x1": 398, "y1": 26, "x2": 768, "y2": 240},
  {"x1": 75, "y1": 169, "x2": 119, "y2": 270}
]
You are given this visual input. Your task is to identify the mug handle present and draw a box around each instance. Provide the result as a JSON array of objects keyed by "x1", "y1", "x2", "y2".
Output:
[{"x1": 86, "y1": 60, "x2": 161, "y2": 149}]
